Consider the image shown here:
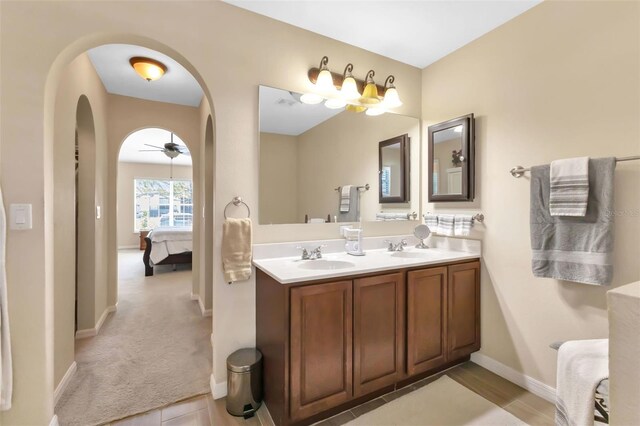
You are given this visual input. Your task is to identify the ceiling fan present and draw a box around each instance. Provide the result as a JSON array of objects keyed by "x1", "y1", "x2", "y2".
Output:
[{"x1": 139, "y1": 132, "x2": 190, "y2": 158}]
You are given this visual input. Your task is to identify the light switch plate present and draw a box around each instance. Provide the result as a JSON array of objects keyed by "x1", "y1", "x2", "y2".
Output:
[{"x1": 10, "y1": 204, "x2": 32, "y2": 230}]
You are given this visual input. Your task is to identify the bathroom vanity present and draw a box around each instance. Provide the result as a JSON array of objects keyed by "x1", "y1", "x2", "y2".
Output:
[{"x1": 254, "y1": 238, "x2": 481, "y2": 425}]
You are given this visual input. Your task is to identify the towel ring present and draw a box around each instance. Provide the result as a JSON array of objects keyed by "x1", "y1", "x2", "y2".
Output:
[{"x1": 224, "y1": 196, "x2": 250, "y2": 219}]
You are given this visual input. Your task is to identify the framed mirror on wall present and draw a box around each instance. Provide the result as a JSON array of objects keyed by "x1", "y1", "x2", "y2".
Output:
[
  {"x1": 258, "y1": 85, "x2": 421, "y2": 225},
  {"x1": 379, "y1": 134, "x2": 410, "y2": 203},
  {"x1": 428, "y1": 114, "x2": 475, "y2": 202}
]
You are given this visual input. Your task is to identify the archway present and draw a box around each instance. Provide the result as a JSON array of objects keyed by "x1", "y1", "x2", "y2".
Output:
[{"x1": 46, "y1": 36, "x2": 216, "y2": 424}]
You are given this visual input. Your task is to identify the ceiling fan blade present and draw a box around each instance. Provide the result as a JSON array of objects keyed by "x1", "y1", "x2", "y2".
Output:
[
  {"x1": 180, "y1": 151, "x2": 191, "y2": 156},
  {"x1": 144, "y1": 144, "x2": 165, "y2": 149},
  {"x1": 139, "y1": 149, "x2": 164, "y2": 152}
]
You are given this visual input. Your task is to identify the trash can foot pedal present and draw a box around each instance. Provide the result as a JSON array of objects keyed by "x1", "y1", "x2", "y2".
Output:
[{"x1": 243, "y1": 404, "x2": 255, "y2": 419}]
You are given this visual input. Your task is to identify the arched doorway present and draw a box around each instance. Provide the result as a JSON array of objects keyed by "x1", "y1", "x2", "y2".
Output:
[{"x1": 48, "y1": 39, "x2": 216, "y2": 424}]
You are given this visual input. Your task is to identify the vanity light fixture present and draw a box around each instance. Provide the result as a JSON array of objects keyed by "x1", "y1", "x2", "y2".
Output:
[
  {"x1": 340, "y1": 63, "x2": 361, "y2": 100},
  {"x1": 381, "y1": 75, "x2": 403, "y2": 108},
  {"x1": 314, "y1": 56, "x2": 336, "y2": 94},
  {"x1": 300, "y1": 93, "x2": 324, "y2": 105},
  {"x1": 325, "y1": 98, "x2": 347, "y2": 109},
  {"x1": 130, "y1": 57, "x2": 167, "y2": 82},
  {"x1": 365, "y1": 107, "x2": 385, "y2": 116},
  {"x1": 346, "y1": 104, "x2": 367, "y2": 113},
  {"x1": 360, "y1": 70, "x2": 381, "y2": 105}
]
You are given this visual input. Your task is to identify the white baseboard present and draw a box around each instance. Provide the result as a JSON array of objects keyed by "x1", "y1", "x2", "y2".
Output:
[
  {"x1": 190, "y1": 292, "x2": 199, "y2": 301},
  {"x1": 471, "y1": 352, "x2": 556, "y2": 403},
  {"x1": 257, "y1": 402, "x2": 275, "y2": 426},
  {"x1": 54, "y1": 361, "x2": 77, "y2": 406},
  {"x1": 75, "y1": 304, "x2": 117, "y2": 339},
  {"x1": 118, "y1": 245, "x2": 139, "y2": 250},
  {"x1": 49, "y1": 414, "x2": 59, "y2": 426},
  {"x1": 210, "y1": 374, "x2": 227, "y2": 399},
  {"x1": 197, "y1": 296, "x2": 212, "y2": 317}
]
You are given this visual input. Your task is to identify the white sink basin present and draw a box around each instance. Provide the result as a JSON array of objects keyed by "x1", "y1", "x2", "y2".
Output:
[
  {"x1": 298, "y1": 260, "x2": 356, "y2": 270},
  {"x1": 390, "y1": 250, "x2": 436, "y2": 259}
]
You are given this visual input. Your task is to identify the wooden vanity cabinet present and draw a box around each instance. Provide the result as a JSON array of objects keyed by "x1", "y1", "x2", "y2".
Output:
[
  {"x1": 289, "y1": 281, "x2": 353, "y2": 422},
  {"x1": 256, "y1": 259, "x2": 480, "y2": 426},
  {"x1": 353, "y1": 273, "x2": 404, "y2": 397}
]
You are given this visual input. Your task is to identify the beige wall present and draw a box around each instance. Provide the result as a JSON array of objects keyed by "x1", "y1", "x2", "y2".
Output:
[
  {"x1": 52, "y1": 53, "x2": 110, "y2": 390},
  {"x1": 259, "y1": 133, "x2": 299, "y2": 224},
  {"x1": 0, "y1": 2, "x2": 421, "y2": 423},
  {"x1": 117, "y1": 162, "x2": 193, "y2": 248},
  {"x1": 422, "y1": 0, "x2": 639, "y2": 389},
  {"x1": 198, "y1": 100, "x2": 215, "y2": 314}
]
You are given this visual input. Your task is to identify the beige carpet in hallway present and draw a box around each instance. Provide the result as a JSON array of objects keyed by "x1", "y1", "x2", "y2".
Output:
[
  {"x1": 56, "y1": 250, "x2": 212, "y2": 426},
  {"x1": 345, "y1": 375, "x2": 526, "y2": 426}
]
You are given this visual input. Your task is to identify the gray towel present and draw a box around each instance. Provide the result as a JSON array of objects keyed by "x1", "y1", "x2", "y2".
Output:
[
  {"x1": 454, "y1": 215, "x2": 474, "y2": 236},
  {"x1": 530, "y1": 157, "x2": 615, "y2": 285},
  {"x1": 424, "y1": 214, "x2": 438, "y2": 232},
  {"x1": 337, "y1": 186, "x2": 359, "y2": 222}
]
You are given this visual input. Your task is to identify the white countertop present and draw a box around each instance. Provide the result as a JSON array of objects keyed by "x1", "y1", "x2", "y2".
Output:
[{"x1": 253, "y1": 245, "x2": 480, "y2": 284}]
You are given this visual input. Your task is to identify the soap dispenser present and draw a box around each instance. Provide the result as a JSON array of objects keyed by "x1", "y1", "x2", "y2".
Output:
[{"x1": 344, "y1": 228, "x2": 365, "y2": 256}]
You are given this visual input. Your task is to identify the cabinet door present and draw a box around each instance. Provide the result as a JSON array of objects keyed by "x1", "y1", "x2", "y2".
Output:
[
  {"x1": 353, "y1": 272, "x2": 404, "y2": 397},
  {"x1": 290, "y1": 281, "x2": 353, "y2": 421},
  {"x1": 406, "y1": 267, "x2": 447, "y2": 376},
  {"x1": 447, "y1": 261, "x2": 481, "y2": 360}
]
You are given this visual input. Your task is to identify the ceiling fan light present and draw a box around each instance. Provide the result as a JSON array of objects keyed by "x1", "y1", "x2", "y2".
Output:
[
  {"x1": 300, "y1": 93, "x2": 324, "y2": 105},
  {"x1": 382, "y1": 87, "x2": 402, "y2": 108},
  {"x1": 165, "y1": 150, "x2": 180, "y2": 159},
  {"x1": 324, "y1": 98, "x2": 347, "y2": 109},
  {"x1": 130, "y1": 57, "x2": 167, "y2": 82}
]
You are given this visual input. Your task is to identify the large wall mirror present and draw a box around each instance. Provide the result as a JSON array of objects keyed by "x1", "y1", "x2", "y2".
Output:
[
  {"x1": 259, "y1": 86, "x2": 420, "y2": 225},
  {"x1": 428, "y1": 114, "x2": 475, "y2": 202}
]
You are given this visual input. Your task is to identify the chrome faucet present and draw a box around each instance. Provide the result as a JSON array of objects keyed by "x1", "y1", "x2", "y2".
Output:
[
  {"x1": 297, "y1": 245, "x2": 325, "y2": 260},
  {"x1": 384, "y1": 239, "x2": 408, "y2": 252}
]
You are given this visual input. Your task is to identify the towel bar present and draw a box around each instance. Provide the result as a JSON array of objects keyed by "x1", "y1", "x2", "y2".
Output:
[{"x1": 510, "y1": 155, "x2": 639, "y2": 178}]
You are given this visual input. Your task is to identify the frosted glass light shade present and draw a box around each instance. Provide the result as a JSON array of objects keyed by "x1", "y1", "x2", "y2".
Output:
[
  {"x1": 346, "y1": 104, "x2": 366, "y2": 113},
  {"x1": 300, "y1": 93, "x2": 324, "y2": 105},
  {"x1": 360, "y1": 83, "x2": 380, "y2": 105},
  {"x1": 382, "y1": 87, "x2": 402, "y2": 108},
  {"x1": 365, "y1": 107, "x2": 385, "y2": 116},
  {"x1": 130, "y1": 57, "x2": 166, "y2": 81},
  {"x1": 340, "y1": 76, "x2": 360, "y2": 100},
  {"x1": 325, "y1": 98, "x2": 347, "y2": 109},
  {"x1": 315, "y1": 69, "x2": 336, "y2": 94}
]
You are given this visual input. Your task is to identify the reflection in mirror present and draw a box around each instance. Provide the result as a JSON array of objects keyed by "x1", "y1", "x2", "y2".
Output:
[
  {"x1": 379, "y1": 135, "x2": 409, "y2": 203},
  {"x1": 259, "y1": 86, "x2": 420, "y2": 225},
  {"x1": 428, "y1": 114, "x2": 475, "y2": 202}
]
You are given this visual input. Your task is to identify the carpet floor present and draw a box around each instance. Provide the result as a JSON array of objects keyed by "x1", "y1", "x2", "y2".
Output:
[
  {"x1": 56, "y1": 250, "x2": 212, "y2": 426},
  {"x1": 345, "y1": 375, "x2": 526, "y2": 426}
]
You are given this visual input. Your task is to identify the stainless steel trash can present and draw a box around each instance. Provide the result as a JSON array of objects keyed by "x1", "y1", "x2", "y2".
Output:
[{"x1": 226, "y1": 348, "x2": 263, "y2": 418}]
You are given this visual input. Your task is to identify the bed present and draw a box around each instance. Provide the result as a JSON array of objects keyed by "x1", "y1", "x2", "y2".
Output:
[{"x1": 143, "y1": 226, "x2": 193, "y2": 276}]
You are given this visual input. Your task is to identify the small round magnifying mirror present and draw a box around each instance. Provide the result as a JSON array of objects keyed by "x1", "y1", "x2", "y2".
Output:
[{"x1": 414, "y1": 224, "x2": 430, "y2": 249}]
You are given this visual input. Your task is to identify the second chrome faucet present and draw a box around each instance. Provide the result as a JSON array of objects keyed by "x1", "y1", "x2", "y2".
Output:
[{"x1": 385, "y1": 239, "x2": 408, "y2": 252}]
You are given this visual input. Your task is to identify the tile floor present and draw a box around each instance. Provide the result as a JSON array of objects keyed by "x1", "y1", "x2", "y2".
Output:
[{"x1": 110, "y1": 361, "x2": 556, "y2": 426}]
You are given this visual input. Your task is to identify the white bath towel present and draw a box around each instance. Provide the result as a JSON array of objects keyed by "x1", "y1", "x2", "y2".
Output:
[
  {"x1": 0, "y1": 186, "x2": 12, "y2": 410},
  {"x1": 454, "y1": 215, "x2": 474, "y2": 236},
  {"x1": 556, "y1": 339, "x2": 608, "y2": 426},
  {"x1": 436, "y1": 214, "x2": 455, "y2": 236},
  {"x1": 550, "y1": 157, "x2": 589, "y2": 216},
  {"x1": 423, "y1": 214, "x2": 438, "y2": 233},
  {"x1": 340, "y1": 185, "x2": 352, "y2": 213}
]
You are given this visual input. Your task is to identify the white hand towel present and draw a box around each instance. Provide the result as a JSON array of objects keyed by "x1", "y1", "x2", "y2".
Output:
[
  {"x1": 436, "y1": 214, "x2": 455, "y2": 236},
  {"x1": 423, "y1": 214, "x2": 438, "y2": 233},
  {"x1": 556, "y1": 339, "x2": 608, "y2": 426},
  {"x1": 340, "y1": 185, "x2": 352, "y2": 213},
  {"x1": 0, "y1": 186, "x2": 12, "y2": 410},
  {"x1": 550, "y1": 157, "x2": 589, "y2": 216},
  {"x1": 454, "y1": 215, "x2": 474, "y2": 236},
  {"x1": 222, "y1": 218, "x2": 252, "y2": 284}
]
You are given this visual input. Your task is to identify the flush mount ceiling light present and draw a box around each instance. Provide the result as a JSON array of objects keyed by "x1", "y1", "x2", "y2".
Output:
[
  {"x1": 360, "y1": 70, "x2": 381, "y2": 105},
  {"x1": 381, "y1": 75, "x2": 403, "y2": 108},
  {"x1": 129, "y1": 57, "x2": 167, "y2": 82}
]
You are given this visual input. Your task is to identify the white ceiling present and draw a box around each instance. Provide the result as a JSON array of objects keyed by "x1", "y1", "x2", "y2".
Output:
[
  {"x1": 119, "y1": 128, "x2": 193, "y2": 166},
  {"x1": 224, "y1": 1, "x2": 541, "y2": 68},
  {"x1": 87, "y1": 44, "x2": 204, "y2": 107},
  {"x1": 260, "y1": 86, "x2": 343, "y2": 136}
]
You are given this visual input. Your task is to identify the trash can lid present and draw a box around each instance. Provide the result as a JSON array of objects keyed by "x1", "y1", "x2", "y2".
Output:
[{"x1": 227, "y1": 348, "x2": 263, "y2": 373}]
